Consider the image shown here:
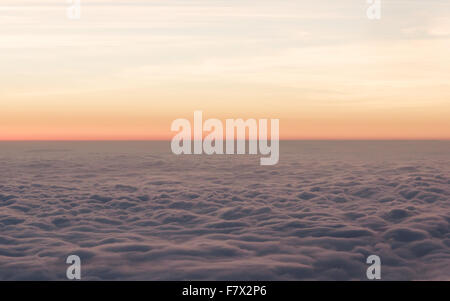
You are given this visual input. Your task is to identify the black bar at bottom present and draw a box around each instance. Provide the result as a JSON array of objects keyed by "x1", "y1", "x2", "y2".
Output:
[{"x1": 0, "y1": 281, "x2": 447, "y2": 299}]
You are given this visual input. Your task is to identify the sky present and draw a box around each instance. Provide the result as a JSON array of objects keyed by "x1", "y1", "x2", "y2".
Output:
[{"x1": 0, "y1": 0, "x2": 449, "y2": 140}]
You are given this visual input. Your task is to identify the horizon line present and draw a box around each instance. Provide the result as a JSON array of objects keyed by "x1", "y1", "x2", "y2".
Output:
[{"x1": 0, "y1": 138, "x2": 449, "y2": 142}]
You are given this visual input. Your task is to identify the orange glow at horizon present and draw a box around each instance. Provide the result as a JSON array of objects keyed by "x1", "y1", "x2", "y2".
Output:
[{"x1": 1, "y1": 108, "x2": 449, "y2": 141}]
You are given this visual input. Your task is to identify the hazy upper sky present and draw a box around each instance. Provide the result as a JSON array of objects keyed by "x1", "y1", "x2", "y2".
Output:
[{"x1": 1, "y1": 0, "x2": 449, "y2": 140}]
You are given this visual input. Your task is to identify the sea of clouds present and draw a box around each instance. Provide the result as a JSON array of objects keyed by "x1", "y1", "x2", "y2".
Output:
[{"x1": 0, "y1": 141, "x2": 449, "y2": 280}]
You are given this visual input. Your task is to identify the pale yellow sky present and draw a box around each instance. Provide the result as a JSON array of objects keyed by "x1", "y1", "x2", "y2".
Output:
[{"x1": 1, "y1": 0, "x2": 449, "y2": 139}]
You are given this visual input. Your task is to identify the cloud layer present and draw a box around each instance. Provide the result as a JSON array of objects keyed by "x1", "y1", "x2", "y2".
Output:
[{"x1": 0, "y1": 141, "x2": 449, "y2": 280}]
